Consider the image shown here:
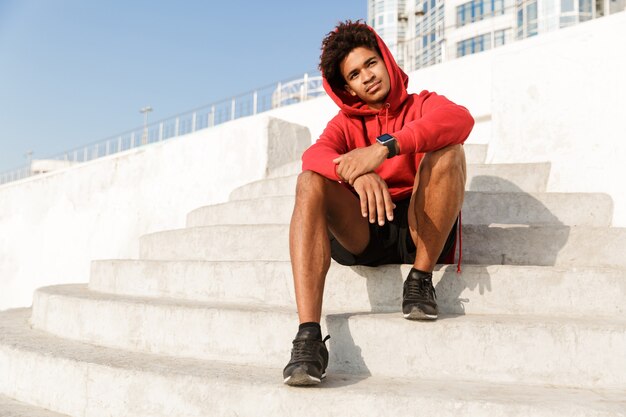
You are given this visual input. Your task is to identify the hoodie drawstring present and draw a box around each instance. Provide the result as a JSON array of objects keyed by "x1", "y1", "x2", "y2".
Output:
[
  {"x1": 456, "y1": 211, "x2": 463, "y2": 274},
  {"x1": 384, "y1": 103, "x2": 390, "y2": 134}
]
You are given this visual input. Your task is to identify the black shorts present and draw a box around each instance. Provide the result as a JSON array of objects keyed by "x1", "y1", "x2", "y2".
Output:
[{"x1": 329, "y1": 197, "x2": 457, "y2": 267}]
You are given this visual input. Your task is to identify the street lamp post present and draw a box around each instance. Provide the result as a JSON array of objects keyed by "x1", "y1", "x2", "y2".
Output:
[
  {"x1": 25, "y1": 150, "x2": 33, "y2": 174},
  {"x1": 140, "y1": 106, "x2": 153, "y2": 145}
]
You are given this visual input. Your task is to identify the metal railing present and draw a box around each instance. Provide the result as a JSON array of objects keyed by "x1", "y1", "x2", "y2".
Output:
[{"x1": 0, "y1": 71, "x2": 325, "y2": 186}]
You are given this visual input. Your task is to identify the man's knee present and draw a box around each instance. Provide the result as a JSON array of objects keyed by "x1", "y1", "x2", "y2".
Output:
[
  {"x1": 295, "y1": 170, "x2": 328, "y2": 201},
  {"x1": 421, "y1": 144, "x2": 466, "y2": 180}
]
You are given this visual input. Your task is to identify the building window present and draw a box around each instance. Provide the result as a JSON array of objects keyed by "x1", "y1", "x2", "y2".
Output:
[
  {"x1": 527, "y1": 1, "x2": 538, "y2": 35},
  {"x1": 494, "y1": 29, "x2": 507, "y2": 46},
  {"x1": 494, "y1": 0, "x2": 505, "y2": 14},
  {"x1": 516, "y1": 0, "x2": 538, "y2": 39},
  {"x1": 560, "y1": 14, "x2": 578, "y2": 26},
  {"x1": 456, "y1": 0, "x2": 507, "y2": 27},
  {"x1": 456, "y1": 32, "x2": 494, "y2": 57},
  {"x1": 516, "y1": 9, "x2": 524, "y2": 38},
  {"x1": 579, "y1": 0, "x2": 593, "y2": 20},
  {"x1": 561, "y1": 0, "x2": 575, "y2": 12}
]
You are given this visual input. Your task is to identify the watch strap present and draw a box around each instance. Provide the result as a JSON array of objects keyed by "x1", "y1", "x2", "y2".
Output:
[{"x1": 377, "y1": 134, "x2": 398, "y2": 158}]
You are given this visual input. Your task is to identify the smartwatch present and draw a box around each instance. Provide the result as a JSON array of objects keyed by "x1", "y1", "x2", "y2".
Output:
[{"x1": 376, "y1": 133, "x2": 398, "y2": 159}]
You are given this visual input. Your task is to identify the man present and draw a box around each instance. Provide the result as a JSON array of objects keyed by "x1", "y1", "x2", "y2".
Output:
[{"x1": 282, "y1": 21, "x2": 474, "y2": 386}]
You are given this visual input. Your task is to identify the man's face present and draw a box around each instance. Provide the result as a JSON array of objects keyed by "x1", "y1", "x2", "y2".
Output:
[{"x1": 339, "y1": 46, "x2": 391, "y2": 110}]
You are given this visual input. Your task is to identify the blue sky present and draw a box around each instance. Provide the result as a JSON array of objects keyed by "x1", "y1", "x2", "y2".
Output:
[{"x1": 0, "y1": 0, "x2": 366, "y2": 172}]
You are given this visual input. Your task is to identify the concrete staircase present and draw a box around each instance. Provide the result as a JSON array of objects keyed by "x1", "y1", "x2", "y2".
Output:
[{"x1": 1, "y1": 143, "x2": 625, "y2": 416}]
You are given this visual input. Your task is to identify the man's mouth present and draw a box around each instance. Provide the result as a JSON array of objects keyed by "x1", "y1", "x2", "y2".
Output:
[{"x1": 366, "y1": 80, "x2": 381, "y2": 93}]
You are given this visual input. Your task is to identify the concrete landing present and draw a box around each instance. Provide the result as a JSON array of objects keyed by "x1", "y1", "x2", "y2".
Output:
[
  {"x1": 30, "y1": 285, "x2": 626, "y2": 389},
  {"x1": 1, "y1": 309, "x2": 624, "y2": 417}
]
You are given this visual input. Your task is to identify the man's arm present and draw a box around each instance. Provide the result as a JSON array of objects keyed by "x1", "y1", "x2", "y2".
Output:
[
  {"x1": 302, "y1": 117, "x2": 394, "y2": 225},
  {"x1": 333, "y1": 142, "x2": 390, "y2": 185},
  {"x1": 333, "y1": 91, "x2": 474, "y2": 184},
  {"x1": 392, "y1": 91, "x2": 474, "y2": 155},
  {"x1": 301, "y1": 118, "x2": 348, "y2": 181}
]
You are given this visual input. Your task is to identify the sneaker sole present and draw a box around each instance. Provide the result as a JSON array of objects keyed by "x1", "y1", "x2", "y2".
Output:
[
  {"x1": 283, "y1": 368, "x2": 326, "y2": 386},
  {"x1": 403, "y1": 306, "x2": 438, "y2": 320}
]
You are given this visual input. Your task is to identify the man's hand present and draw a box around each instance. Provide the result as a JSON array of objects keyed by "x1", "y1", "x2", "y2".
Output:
[
  {"x1": 333, "y1": 143, "x2": 388, "y2": 185},
  {"x1": 352, "y1": 172, "x2": 395, "y2": 226}
]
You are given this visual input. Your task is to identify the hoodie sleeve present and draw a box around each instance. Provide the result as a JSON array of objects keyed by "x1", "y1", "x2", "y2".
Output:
[
  {"x1": 301, "y1": 117, "x2": 349, "y2": 181},
  {"x1": 391, "y1": 91, "x2": 475, "y2": 155}
]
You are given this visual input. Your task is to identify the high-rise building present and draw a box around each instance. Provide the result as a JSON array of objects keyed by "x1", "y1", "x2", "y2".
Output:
[{"x1": 367, "y1": 0, "x2": 624, "y2": 71}]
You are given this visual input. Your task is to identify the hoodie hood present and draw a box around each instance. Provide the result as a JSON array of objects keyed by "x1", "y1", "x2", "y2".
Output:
[{"x1": 322, "y1": 25, "x2": 409, "y2": 117}]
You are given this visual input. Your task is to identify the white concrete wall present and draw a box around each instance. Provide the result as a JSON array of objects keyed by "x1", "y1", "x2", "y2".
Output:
[
  {"x1": 0, "y1": 116, "x2": 310, "y2": 310},
  {"x1": 489, "y1": 11, "x2": 626, "y2": 225}
]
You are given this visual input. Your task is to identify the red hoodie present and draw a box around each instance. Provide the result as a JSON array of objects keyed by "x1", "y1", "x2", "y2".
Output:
[{"x1": 302, "y1": 26, "x2": 475, "y2": 201}]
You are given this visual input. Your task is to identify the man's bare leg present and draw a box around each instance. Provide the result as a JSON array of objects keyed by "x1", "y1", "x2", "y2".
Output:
[
  {"x1": 409, "y1": 144, "x2": 466, "y2": 270},
  {"x1": 289, "y1": 170, "x2": 370, "y2": 324},
  {"x1": 284, "y1": 170, "x2": 370, "y2": 386},
  {"x1": 403, "y1": 144, "x2": 466, "y2": 319}
]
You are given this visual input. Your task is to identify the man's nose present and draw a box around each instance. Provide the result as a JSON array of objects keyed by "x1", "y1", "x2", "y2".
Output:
[{"x1": 363, "y1": 69, "x2": 375, "y2": 83}]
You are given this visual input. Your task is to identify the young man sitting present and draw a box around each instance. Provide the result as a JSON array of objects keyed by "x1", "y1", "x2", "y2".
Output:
[{"x1": 283, "y1": 21, "x2": 474, "y2": 386}]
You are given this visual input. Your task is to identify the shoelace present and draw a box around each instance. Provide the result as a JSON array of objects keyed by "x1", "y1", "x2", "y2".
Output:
[
  {"x1": 291, "y1": 335, "x2": 330, "y2": 362},
  {"x1": 405, "y1": 277, "x2": 436, "y2": 301}
]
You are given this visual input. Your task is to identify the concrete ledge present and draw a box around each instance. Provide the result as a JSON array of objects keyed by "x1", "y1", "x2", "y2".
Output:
[
  {"x1": 89, "y1": 260, "x2": 626, "y2": 318},
  {"x1": 3, "y1": 309, "x2": 624, "y2": 417},
  {"x1": 29, "y1": 288, "x2": 626, "y2": 389}
]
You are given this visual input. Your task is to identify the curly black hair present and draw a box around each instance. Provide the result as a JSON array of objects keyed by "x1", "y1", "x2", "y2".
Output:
[{"x1": 319, "y1": 20, "x2": 382, "y2": 91}]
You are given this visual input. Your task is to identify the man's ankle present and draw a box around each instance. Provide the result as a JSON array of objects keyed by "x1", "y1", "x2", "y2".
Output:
[
  {"x1": 409, "y1": 267, "x2": 432, "y2": 279},
  {"x1": 297, "y1": 322, "x2": 322, "y2": 339}
]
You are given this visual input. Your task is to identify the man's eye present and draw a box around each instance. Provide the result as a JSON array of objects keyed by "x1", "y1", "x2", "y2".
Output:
[{"x1": 368, "y1": 61, "x2": 376, "y2": 67}]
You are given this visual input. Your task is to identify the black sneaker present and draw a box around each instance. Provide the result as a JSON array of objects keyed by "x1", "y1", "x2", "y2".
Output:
[
  {"x1": 283, "y1": 328, "x2": 330, "y2": 386},
  {"x1": 402, "y1": 269, "x2": 438, "y2": 320}
]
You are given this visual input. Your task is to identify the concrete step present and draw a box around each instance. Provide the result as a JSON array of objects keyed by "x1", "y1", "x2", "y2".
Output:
[
  {"x1": 265, "y1": 144, "x2": 490, "y2": 179},
  {"x1": 230, "y1": 162, "x2": 551, "y2": 200},
  {"x1": 0, "y1": 394, "x2": 70, "y2": 417},
  {"x1": 266, "y1": 160, "x2": 301, "y2": 179},
  {"x1": 186, "y1": 192, "x2": 613, "y2": 228},
  {"x1": 461, "y1": 224, "x2": 626, "y2": 267},
  {"x1": 30, "y1": 286, "x2": 626, "y2": 390},
  {"x1": 90, "y1": 260, "x2": 626, "y2": 319},
  {"x1": 463, "y1": 143, "x2": 488, "y2": 164},
  {"x1": 3, "y1": 309, "x2": 624, "y2": 417},
  {"x1": 138, "y1": 224, "x2": 626, "y2": 268}
]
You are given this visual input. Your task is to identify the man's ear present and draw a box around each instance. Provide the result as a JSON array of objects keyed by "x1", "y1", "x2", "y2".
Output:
[{"x1": 344, "y1": 84, "x2": 357, "y2": 96}]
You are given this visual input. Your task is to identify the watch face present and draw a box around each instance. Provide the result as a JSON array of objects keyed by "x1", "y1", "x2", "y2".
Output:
[{"x1": 378, "y1": 133, "x2": 394, "y2": 143}]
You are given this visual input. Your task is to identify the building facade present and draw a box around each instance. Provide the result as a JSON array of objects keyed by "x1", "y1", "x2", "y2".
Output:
[{"x1": 367, "y1": 0, "x2": 624, "y2": 71}]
